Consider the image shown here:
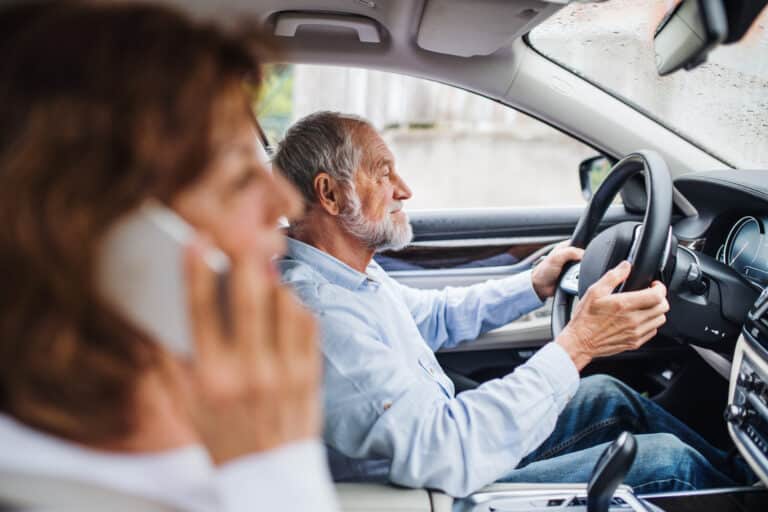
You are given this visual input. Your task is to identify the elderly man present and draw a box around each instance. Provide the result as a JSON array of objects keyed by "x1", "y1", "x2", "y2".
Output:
[{"x1": 274, "y1": 111, "x2": 748, "y2": 498}]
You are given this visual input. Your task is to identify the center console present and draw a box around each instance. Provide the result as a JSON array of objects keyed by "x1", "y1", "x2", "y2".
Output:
[
  {"x1": 455, "y1": 483, "x2": 650, "y2": 511},
  {"x1": 726, "y1": 288, "x2": 768, "y2": 484}
]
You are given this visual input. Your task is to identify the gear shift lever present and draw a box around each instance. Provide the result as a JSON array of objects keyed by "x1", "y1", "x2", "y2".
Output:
[{"x1": 587, "y1": 432, "x2": 637, "y2": 512}]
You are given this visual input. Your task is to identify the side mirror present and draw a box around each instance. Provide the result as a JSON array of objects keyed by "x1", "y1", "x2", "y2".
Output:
[
  {"x1": 579, "y1": 155, "x2": 614, "y2": 201},
  {"x1": 654, "y1": 0, "x2": 727, "y2": 76}
]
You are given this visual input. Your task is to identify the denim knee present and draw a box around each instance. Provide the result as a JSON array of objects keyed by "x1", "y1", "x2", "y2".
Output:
[
  {"x1": 639, "y1": 433, "x2": 697, "y2": 469},
  {"x1": 630, "y1": 433, "x2": 711, "y2": 492},
  {"x1": 573, "y1": 374, "x2": 632, "y2": 405}
]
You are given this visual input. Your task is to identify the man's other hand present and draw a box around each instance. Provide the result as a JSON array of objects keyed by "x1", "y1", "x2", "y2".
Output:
[
  {"x1": 531, "y1": 241, "x2": 584, "y2": 300},
  {"x1": 556, "y1": 260, "x2": 670, "y2": 371}
]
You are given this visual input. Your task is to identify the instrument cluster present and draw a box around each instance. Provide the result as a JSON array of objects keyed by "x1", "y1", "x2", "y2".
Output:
[{"x1": 716, "y1": 215, "x2": 768, "y2": 288}]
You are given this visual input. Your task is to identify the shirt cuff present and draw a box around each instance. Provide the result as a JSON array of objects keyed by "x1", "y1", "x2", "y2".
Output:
[
  {"x1": 502, "y1": 269, "x2": 545, "y2": 313},
  {"x1": 215, "y1": 439, "x2": 339, "y2": 512},
  {"x1": 525, "y1": 342, "x2": 580, "y2": 410}
]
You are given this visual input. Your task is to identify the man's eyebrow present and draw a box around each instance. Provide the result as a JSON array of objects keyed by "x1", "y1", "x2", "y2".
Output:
[{"x1": 373, "y1": 156, "x2": 395, "y2": 170}]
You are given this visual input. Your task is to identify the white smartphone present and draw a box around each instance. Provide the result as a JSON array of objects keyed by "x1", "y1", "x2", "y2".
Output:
[{"x1": 95, "y1": 200, "x2": 230, "y2": 357}]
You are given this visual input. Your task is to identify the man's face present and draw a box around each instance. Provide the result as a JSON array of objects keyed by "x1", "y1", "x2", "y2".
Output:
[{"x1": 339, "y1": 125, "x2": 413, "y2": 252}]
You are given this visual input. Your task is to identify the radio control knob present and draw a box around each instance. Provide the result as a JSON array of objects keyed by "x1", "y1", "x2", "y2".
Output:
[
  {"x1": 737, "y1": 373, "x2": 759, "y2": 392},
  {"x1": 724, "y1": 404, "x2": 749, "y2": 425}
]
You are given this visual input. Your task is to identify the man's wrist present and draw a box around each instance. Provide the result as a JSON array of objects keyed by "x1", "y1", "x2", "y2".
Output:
[
  {"x1": 530, "y1": 269, "x2": 548, "y2": 301},
  {"x1": 555, "y1": 329, "x2": 592, "y2": 371}
]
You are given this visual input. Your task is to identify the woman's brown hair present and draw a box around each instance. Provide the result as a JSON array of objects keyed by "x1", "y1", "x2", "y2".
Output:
[{"x1": 0, "y1": 1, "x2": 266, "y2": 443}]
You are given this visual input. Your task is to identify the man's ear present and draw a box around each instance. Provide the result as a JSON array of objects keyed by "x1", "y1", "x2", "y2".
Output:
[{"x1": 313, "y1": 172, "x2": 343, "y2": 216}]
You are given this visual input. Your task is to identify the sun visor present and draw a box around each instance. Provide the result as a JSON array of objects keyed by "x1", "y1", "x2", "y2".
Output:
[{"x1": 416, "y1": 0, "x2": 567, "y2": 57}]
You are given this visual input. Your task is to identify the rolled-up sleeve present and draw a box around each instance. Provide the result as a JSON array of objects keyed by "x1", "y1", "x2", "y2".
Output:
[
  {"x1": 390, "y1": 269, "x2": 544, "y2": 351},
  {"x1": 215, "y1": 440, "x2": 339, "y2": 512}
]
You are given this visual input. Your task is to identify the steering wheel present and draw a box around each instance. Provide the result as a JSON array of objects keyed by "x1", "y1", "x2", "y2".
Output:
[{"x1": 551, "y1": 150, "x2": 674, "y2": 338}]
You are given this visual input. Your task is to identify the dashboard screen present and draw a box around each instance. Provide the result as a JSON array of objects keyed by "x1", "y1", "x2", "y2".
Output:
[{"x1": 720, "y1": 216, "x2": 768, "y2": 287}]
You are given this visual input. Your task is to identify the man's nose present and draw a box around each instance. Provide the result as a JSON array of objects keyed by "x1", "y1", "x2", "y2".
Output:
[{"x1": 393, "y1": 174, "x2": 412, "y2": 201}]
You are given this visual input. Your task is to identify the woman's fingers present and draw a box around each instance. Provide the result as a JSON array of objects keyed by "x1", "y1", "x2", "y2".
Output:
[
  {"x1": 230, "y1": 255, "x2": 273, "y2": 361},
  {"x1": 275, "y1": 286, "x2": 321, "y2": 385},
  {"x1": 275, "y1": 286, "x2": 302, "y2": 360},
  {"x1": 183, "y1": 240, "x2": 322, "y2": 462},
  {"x1": 185, "y1": 240, "x2": 222, "y2": 361}
]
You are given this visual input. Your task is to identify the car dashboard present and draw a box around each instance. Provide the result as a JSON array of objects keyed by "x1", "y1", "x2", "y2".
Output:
[
  {"x1": 668, "y1": 170, "x2": 768, "y2": 496},
  {"x1": 673, "y1": 170, "x2": 768, "y2": 296}
]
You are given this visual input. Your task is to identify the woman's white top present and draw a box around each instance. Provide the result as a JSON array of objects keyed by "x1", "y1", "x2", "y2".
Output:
[{"x1": 0, "y1": 414, "x2": 339, "y2": 511}]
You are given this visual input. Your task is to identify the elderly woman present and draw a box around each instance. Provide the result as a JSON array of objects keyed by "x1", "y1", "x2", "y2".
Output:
[{"x1": 0, "y1": 2, "x2": 336, "y2": 511}]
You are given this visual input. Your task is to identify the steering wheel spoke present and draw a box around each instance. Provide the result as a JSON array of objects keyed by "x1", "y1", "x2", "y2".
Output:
[{"x1": 559, "y1": 263, "x2": 581, "y2": 296}]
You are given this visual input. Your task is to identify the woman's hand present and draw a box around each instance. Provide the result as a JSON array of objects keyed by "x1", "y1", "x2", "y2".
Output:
[{"x1": 180, "y1": 240, "x2": 321, "y2": 465}]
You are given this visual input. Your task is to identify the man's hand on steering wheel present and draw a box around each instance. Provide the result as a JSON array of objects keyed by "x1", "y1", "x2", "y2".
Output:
[
  {"x1": 532, "y1": 241, "x2": 585, "y2": 300},
  {"x1": 555, "y1": 260, "x2": 670, "y2": 371}
]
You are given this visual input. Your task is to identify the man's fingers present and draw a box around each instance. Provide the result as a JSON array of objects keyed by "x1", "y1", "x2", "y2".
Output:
[
  {"x1": 643, "y1": 292, "x2": 670, "y2": 315},
  {"x1": 631, "y1": 307, "x2": 667, "y2": 335},
  {"x1": 591, "y1": 260, "x2": 631, "y2": 295},
  {"x1": 552, "y1": 246, "x2": 585, "y2": 265},
  {"x1": 632, "y1": 316, "x2": 666, "y2": 348},
  {"x1": 613, "y1": 282, "x2": 668, "y2": 311},
  {"x1": 185, "y1": 240, "x2": 221, "y2": 361}
]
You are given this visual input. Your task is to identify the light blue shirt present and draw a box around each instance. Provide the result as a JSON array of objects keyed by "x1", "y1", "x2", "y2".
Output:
[{"x1": 280, "y1": 238, "x2": 580, "y2": 498}]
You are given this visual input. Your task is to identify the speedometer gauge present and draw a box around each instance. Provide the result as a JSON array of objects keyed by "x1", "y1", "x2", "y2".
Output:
[
  {"x1": 725, "y1": 216, "x2": 764, "y2": 279},
  {"x1": 716, "y1": 244, "x2": 726, "y2": 263}
]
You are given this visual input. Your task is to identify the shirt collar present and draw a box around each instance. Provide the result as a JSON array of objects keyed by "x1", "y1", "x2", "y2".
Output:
[{"x1": 284, "y1": 237, "x2": 379, "y2": 291}]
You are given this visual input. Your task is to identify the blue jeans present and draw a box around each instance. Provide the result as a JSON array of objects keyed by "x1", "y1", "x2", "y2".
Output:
[{"x1": 499, "y1": 375, "x2": 754, "y2": 494}]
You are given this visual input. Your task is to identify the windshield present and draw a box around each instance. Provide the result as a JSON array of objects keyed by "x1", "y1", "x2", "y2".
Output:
[{"x1": 529, "y1": 0, "x2": 768, "y2": 169}]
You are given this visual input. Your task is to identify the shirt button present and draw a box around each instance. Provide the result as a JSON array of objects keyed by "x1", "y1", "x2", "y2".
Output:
[{"x1": 383, "y1": 401, "x2": 392, "y2": 410}]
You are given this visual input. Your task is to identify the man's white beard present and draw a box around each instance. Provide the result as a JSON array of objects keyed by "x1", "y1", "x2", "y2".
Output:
[{"x1": 339, "y1": 189, "x2": 413, "y2": 252}]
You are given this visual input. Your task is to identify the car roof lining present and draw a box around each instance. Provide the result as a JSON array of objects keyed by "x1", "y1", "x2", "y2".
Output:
[
  {"x1": 165, "y1": 0, "x2": 564, "y2": 94},
  {"x1": 162, "y1": 0, "x2": 728, "y2": 188}
]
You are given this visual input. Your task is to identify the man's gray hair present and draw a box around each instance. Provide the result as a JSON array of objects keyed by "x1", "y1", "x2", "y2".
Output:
[{"x1": 272, "y1": 111, "x2": 372, "y2": 204}]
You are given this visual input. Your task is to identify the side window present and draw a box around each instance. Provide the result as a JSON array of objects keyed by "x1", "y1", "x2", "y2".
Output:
[{"x1": 258, "y1": 64, "x2": 598, "y2": 210}]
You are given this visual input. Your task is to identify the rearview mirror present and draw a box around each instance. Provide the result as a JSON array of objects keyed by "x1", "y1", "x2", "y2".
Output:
[
  {"x1": 579, "y1": 155, "x2": 613, "y2": 201},
  {"x1": 654, "y1": 0, "x2": 727, "y2": 76}
]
